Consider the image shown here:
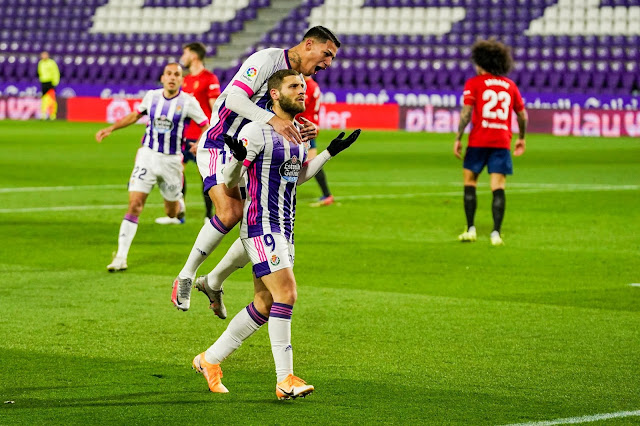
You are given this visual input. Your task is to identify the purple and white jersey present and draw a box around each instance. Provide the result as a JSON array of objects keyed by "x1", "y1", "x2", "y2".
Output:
[
  {"x1": 204, "y1": 48, "x2": 292, "y2": 150},
  {"x1": 238, "y1": 121, "x2": 307, "y2": 243},
  {"x1": 136, "y1": 89, "x2": 208, "y2": 155}
]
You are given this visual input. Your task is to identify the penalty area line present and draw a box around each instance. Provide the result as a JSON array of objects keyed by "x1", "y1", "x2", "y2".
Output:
[
  {"x1": 629, "y1": 283, "x2": 640, "y2": 287},
  {"x1": 502, "y1": 409, "x2": 640, "y2": 426}
]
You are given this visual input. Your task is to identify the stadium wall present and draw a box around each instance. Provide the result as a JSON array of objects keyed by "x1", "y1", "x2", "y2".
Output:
[{"x1": 2, "y1": 96, "x2": 639, "y2": 137}]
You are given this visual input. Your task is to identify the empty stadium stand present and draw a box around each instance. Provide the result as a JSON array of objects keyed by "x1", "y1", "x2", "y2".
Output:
[{"x1": 1, "y1": 0, "x2": 638, "y2": 95}]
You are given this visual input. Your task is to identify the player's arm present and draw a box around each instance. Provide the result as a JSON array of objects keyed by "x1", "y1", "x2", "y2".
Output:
[
  {"x1": 95, "y1": 111, "x2": 144, "y2": 142},
  {"x1": 454, "y1": 105, "x2": 473, "y2": 159},
  {"x1": 222, "y1": 128, "x2": 263, "y2": 188},
  {"x1": 514, "y1": 109, "x2": 527, "y2": 156},
  {"x1": 298, "y1": 130, "x2": 361, "y2": 185}
]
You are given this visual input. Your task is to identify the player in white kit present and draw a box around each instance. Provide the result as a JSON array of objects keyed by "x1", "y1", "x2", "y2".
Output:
[
  {"x1": 95, "y1": 63, "x2": 208, "y2": 271},
  {"x1": 172, "y1": 26, "x2": 342, "y2": 312},
  {"x1": 191, "y1": 70, "x2": 360, "y2": 399}
]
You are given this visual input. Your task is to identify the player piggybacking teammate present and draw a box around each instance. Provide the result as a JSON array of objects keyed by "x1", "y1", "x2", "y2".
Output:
[
  {"x1": 191, "y1": 69, "x2": 360, "y2": 399},
  {"x1": 171, "y1": 26, "x2": 341, "y2": 312}
]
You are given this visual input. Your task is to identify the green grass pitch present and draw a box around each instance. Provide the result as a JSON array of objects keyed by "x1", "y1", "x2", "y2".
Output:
[{"x1": 0, "y1": 120, "x2": 638, "y2": 425}]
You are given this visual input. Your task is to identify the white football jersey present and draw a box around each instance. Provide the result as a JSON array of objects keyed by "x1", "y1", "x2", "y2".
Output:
[
  {"x1": 237, "y1": 121, "x2": 308, "y2": 243},
  {"x1": 204, "y1": 48, "x2": 292, "y2": 150},
  {"x1": 136, "y1": 89, "x2": 207, "y2": 155}
]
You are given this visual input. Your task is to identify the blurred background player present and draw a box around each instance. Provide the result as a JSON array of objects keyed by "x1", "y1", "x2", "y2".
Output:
[
  {"x1": 454, "y1": 39, "x2": 527, "y2": 246},
  {"x1": 155, "y1": 42, "x2": 221, "y2": 225},
  {"x1": 37, "y1": 51, "x2": 60, "y2": 120},
  {"x1": 96, "y1": 63, "x2": 208, "y2": 271},
  {"x1": 171, "y1": 26, "x2": 340, "y2": 312},
  {"x1": 191, "y1": 69, "x2": 360, "y2": 399},
  {"x1": 298, "y1": 75, "x2": 334, "y2": 207}
]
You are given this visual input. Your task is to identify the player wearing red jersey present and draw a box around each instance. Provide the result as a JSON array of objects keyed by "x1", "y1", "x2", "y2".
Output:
[
  {"x1": 297, "y1": 76, "x2": 333, "y2": 206},
  {"x1": 156, "y1": 42, "x2": 221, "y2": 225},
  {"x1": 454, "y1": 39, "x2": 527, "y2": 246}
]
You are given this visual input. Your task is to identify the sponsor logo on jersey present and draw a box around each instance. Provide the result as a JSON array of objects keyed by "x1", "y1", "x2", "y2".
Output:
[
  {"x1": 245, "y1": 67, "x2": 258, "y2": 78},
  {"x1": 270, "y1": 254, "x2": 280, "y2": 266},
  {"x1": 154, "y1": 116, "x2": 174, "y2": 133},
  {"x1": 241, "y1": 137, "x2": 249, "y2": 147},
  {"x1": 279, "y1": 155, "x2": 301, "y2": 183}
]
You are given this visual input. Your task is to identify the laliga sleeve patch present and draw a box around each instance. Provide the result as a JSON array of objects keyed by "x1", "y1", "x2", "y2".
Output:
[{"x1": 243, "y1": 67, "x2": 258, "y2": 80}]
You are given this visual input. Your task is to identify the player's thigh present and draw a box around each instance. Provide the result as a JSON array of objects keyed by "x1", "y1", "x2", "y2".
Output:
[
  {"x1": 241, "y1": 233, "x2": 294, "y2": 279},
  {"x1": 463, "y1": 147, "x2": 489, "y2": 176},
  {"x1": 196, "y1": 140, "x2": 232, "y2": 194},
  {"x1": 128, "y1": 147, "x2": 156, "y2": 195},
  {"x1": 156, "y1": 154, "x2": 184, "y2": 202},
  {"x1": 260, "y1": 267, "x2": 297, "y2": 303},
  {"x1": 487, "y1": 148, "x2": 513, "y2": 176}
]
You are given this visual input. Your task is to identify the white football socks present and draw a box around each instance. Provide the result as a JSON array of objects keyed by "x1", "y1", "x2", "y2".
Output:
[
  {"x1": 115, "y1": 215, "x2": 138, "y2": 259},
  {"x1": 179, "y1": 216, "x2": 230, "y2": 280},
  {"x1": 206, "y1": 237, "x2": 250, "y2": 291},
  {"x1": 205, "y1": 302, "x2": 267, "y2": 365},
  {"x1": 269, "y1": 303, "x2": 294, "y2": 382}
]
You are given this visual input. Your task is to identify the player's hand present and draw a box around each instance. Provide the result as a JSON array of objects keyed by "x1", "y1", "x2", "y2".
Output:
[
  {"x1": 95, "y1": 128, "x2": 112, "y2": 143},
  {"x1": 223, "y1": 134, "x2": 247, "y2": 161},
  {"x1": 327, "y1": 129, "x2": 361, "y2": 157},
  {"x1": 514, "y1": 138, "x2": 526, "y2": 156},
  {"x1": 188, "y1": 141, "x2": 198, "y2": 156},
  {"x1": 268, "y1": 115, "x2": 303, "y2": 145},
  {"x1": 298, "y1": 117, "x2": 318, "y2": 142},
  {"x1": 454, "y1": 140, "x2": 463, "y2": 159}
]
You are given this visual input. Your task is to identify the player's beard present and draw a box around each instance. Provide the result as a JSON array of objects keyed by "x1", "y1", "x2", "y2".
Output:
[{"x1": 279, "y1": 96, "x2": 305, "y2": 116}]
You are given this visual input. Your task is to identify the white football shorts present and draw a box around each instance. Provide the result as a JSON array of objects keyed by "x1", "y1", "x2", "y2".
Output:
[
  {"x1": 242, "y1": 233, "x2": 294, "y2": 278},
  {"x1": 128, "y1": 146, "x2": 183, "y2": 201}
]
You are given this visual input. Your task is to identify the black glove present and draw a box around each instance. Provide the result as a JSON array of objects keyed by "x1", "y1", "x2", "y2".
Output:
[
  {"x1": 326, "y1": 129, "x2": 361, "y2": 157},
  {"x1": 223, "y1": 134, "x2": 247, "y2": 161}
]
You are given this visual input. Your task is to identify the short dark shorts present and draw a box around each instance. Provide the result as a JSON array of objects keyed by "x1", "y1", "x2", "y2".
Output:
[
  {"x1": 182, "y1": 138, "x2": 198, "y2": 164},
  {"x1": 463, "y1": 147, "x2": 513, "y2": 175},
  {"x1": 41, "y1": 82, "x2": 55, "y2": 96}
]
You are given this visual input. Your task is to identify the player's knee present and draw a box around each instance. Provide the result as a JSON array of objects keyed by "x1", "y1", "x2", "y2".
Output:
[
  {"x1": 128, "y1": 201, "x2": 144, "y2": 216},
  {"x1": 279, "y1": 287, "x2": 297, "y2": 306},
  {"x1": 254, "y1": 293, "x2": 273, "y2": 315},
  {"x1": 215, "y1": 204, "x2": 243, "y2": 227}
]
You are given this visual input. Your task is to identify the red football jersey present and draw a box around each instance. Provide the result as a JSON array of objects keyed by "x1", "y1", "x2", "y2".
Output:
[
  {"x1": 463, "y1": 74, "x2": 525, "y2": 149},
  {"x1": 297, "y1": 77, "x2": 321, "y2": 127},
  {"x1": 182, "y1": 69, "x2": 221, "y2": 140}
]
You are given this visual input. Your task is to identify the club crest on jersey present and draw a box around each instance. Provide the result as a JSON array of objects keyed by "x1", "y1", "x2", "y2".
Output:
[
  {"x1": 154, "y1": 115, "x2": 174, "y2": 134},
  {"x1": 241, "y1": 137, "x2": 249, "y2": 147},
  {"x1": 245, "y1": 67, "x2": 258, "y2": 79},
  {"x1": 279, "y1": 155, "x2": 301, "y2": 183},
  {"x1": 270, "y1": 254, "x2": 280, "y2": 266}
]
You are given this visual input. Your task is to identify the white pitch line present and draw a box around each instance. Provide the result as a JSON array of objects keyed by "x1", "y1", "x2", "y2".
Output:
[
  {"x1": 0, "y1": 203, "x2": 165, "y2": 214},
  {"x1": 0, "y1": 184, "x2": 124, "y2": 193},
  {"x1": 0, "y1": 184, "x2": 637, "y2": 214},
  {"x1": 503, "y1": 409, "x2": 640, "y2": 426},
  {"x1": 0, "y1": 183, "x2": 638, "y2": 193},
  {"x1": 630, "y1": 283, "x2": 640, "y2": 287}
]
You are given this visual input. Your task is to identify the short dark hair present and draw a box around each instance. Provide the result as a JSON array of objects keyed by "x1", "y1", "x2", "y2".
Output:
[
  {"x1": 268, "y1": 69, "x2": 301, "y2": 94},
  {"x1": 303, "y1": 26, "x2": 341, "y2": 48},
  {"x1": 471, "y1": 38, "x2": 514, "y2": 76},
  {"x1": 183, "y1": 42, "x2": 207, "y2": 61}
]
